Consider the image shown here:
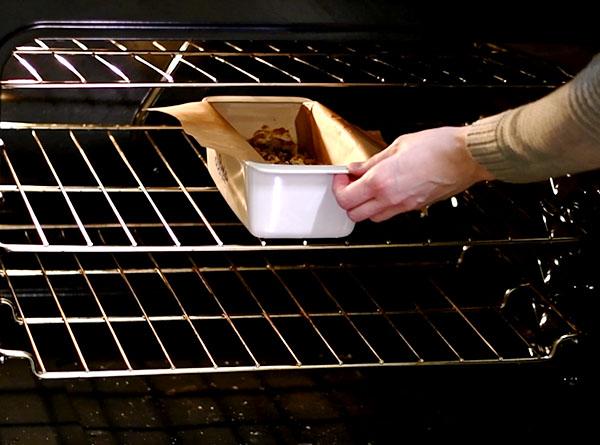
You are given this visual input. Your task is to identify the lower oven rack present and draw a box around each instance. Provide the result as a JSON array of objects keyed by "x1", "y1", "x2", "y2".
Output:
[{"x1": 0, "y1": 245, "x2": 580, "y2": 379}]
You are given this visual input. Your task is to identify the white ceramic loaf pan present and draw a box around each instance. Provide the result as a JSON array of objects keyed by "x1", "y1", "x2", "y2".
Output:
[
  {"x1": 208, "y1": 149, "x2": 354, "y2": 238},
  {"x1": 156, "y1": 96, "x2": 382, "y2": 239}
]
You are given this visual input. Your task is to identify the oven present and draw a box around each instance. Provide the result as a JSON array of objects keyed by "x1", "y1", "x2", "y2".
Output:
[{"x1": 0, "y1": 1, "x2": 597, "y2": 442}]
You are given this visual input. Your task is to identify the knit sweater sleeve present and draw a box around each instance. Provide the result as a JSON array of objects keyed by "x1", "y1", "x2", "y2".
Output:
[{"x1": 466, "y1": 53, "x2": 600, "y2": 183}]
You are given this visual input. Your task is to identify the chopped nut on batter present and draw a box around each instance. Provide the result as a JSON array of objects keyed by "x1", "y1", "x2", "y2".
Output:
[{"x1": 248, "y1": 125, "x2": 317, "y2": 165}]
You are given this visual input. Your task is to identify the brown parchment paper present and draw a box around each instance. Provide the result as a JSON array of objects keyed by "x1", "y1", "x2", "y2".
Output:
[
  {"x1": 151, "y1": 100, "x2": 263, "y2": 162},
  {"x1": 152, "y1": 96, "x2": 386, "y2": 230}
]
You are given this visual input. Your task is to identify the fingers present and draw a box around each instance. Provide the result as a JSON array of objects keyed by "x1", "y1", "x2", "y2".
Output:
[
  {"x1": 369, "y1": 205, "x2": 410, "y2": 222},
  {"x1": 349, "y1": 198, "x2": 417, "y2": 222},
  {"x1": 333, "y1": 172, "x2": 378, "y2": 211},
  {"x1": 335, "y1": 149, "x2": 399, "y2": 210},
  {"x1": 333, "y1": 137, "x2": 412, "y2": 222},
  {"x1": 347, "y1": 198, "x2": 386, "y2": 222},
  {"x1": 332, "y1": 173, "x2": 351, "y2": 192}
]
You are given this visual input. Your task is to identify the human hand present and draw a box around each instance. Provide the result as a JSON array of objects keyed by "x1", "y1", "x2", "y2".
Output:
[{"x1": 332, "y1": 126, "x2": 493, "y2": 222}]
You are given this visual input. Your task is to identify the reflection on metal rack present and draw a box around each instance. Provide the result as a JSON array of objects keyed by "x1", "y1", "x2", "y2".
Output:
[
  {"x1": 0, "y1": 246, "x2": 579, "y2": 379},
  {"x1": 1, "y1": 39, "x2": 572, "y2": 88},
  {"x1": 0, "y1": 125, "x2": 581, "y2": 252}
]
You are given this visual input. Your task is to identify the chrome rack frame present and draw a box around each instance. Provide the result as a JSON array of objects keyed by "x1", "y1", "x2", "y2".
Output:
[{"x1": 0, "y1": 246, "x2": 579, "y2": 379}]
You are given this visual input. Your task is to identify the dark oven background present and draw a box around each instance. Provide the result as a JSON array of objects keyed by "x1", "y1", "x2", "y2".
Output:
[{"x1": 1, "y1": 1, "x2": 598, "y2": 443}]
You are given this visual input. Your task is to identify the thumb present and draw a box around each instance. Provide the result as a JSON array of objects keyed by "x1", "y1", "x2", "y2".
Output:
[
  {"x1": 350, "y1": 144, "x2": 398, "y2": 176},
  {"x1": 347, "y1": 161, "x2": 367, "y2": 176}
]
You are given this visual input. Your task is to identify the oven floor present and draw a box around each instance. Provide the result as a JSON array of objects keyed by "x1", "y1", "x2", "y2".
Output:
[{"x1": 0, "y1": 356, "x2": 593, "y2": 444}]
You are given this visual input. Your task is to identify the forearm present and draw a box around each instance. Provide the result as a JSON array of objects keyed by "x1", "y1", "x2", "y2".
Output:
[{"x1": 466, "y1": 53, "x2": 600, "y2": 183}]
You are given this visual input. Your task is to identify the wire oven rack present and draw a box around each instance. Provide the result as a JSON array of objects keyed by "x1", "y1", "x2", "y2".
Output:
[
  {"x1": 0, "y1": 124, "x2": 583, "y2": 253},
  {"x1": 0, "y1": 37, "x2": 584, "y2": 378},
  {"x1": 0, "y1": 38, "x2": 578, "y2": 253},
  {"x1": 0, "y1": 245, "x2": 579, "y2": 379},
  {"x1": 1, "y1": 38, "x2": 572, "y2": 89}
]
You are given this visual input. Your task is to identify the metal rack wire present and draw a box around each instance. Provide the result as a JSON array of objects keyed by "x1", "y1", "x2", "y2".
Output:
[
  {"x1": 1, "y1": 39, "x2": 572, "y2": 88},
  {"x1": 0, "y1": 245, "x2": 579, "y2": 379},
  {"x1": 0, "y1": 125, "x2": 580, "y2": 252}
]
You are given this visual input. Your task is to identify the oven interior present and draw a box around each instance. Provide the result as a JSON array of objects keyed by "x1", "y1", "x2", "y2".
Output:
[{"x1": 0, "y1": 23, "x2": 597, "y2": 441}]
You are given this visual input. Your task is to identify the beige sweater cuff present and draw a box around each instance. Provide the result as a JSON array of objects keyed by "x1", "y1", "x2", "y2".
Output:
[{"x1": 466, "y1": 112, "x2": 515, "y2": 181}]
